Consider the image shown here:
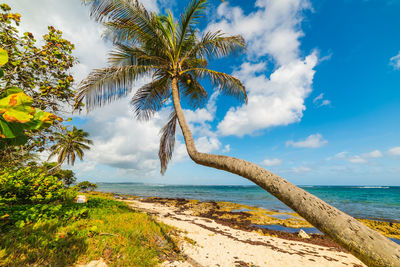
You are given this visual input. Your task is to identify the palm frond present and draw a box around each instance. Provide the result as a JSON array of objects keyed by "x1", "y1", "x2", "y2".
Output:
[
  {"x1": 84, "y1": 0, "x2": 173, "y2": 59},
  {"x1": 130, "y1": 75, "x2": 171, "y2": 121},
  {"x1": 109, "y1": 43, "x2": 168, "y2": 67},
  {"x1": 190, "y1": 68, "x2": 247, "y2": 103},
  {"x1": 179, "y1": 73, "x2": 207, "y2": 109},
  {"x1": 183, "y1": 31, "x2": 245, "y2": 62},
  {"x1": 76, "y1": 65, "x2": 153, "y2": 111},
  {"x1": 159, "y1": 111, "x2": 177, "y2": 174},
  {"x1": 176, "y1": 0, "x2": 208, "y2": 58}
]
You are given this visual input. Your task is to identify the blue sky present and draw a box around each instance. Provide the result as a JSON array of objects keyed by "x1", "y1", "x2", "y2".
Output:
[{"x1": 7, "y1": 0, "x2": 400, "y2": 185}]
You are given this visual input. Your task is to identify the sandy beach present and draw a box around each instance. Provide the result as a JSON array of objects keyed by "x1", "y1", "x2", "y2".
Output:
[{"x1": 123, "y1": 198, "x2": 366, "y2": 267}]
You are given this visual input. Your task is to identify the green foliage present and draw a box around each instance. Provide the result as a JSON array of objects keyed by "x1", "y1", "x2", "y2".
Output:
[
  {"x1": 76, "y1": 181, "x2": 98, "y2": 191},
  {"x1": 0, "y1": 167, "x2": 74, "y2": 205},
  {"x1": 0, "y1": 3, "x2": 77, "y2": 157},
  {"x1": 42, "y1": 162, "x2": 77, "y2": 187},
  {"x1": 54, "y1": 169, "x2": 76, "y2": 187},
  {"x1": 0, "y1": 87, "x2": 59, "y2": 147},
  {"x1": 0, "y1": 195, "x2": 179, "y2": 266},
  {"x1": 0, "y1": 4, "x2": 76, "y2": 113},
  {"x1": 0, "y1": 202, "x2": 87, "y2": 229},
  {"x1": 0, "y1": 47, "x2": 7, "y2": 66}
]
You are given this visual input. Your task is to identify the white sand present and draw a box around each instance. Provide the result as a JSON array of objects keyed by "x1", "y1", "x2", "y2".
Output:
[{"x1": 125, "y1": 199, "x2": 366, "y2": 267}]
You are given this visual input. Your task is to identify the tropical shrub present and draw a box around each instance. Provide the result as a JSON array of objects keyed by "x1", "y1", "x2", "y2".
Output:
[
  {"x1": 0, "y1": 167, "x2": 75, "y2": 205},
  {"x1": 75, "y1": 181, "x2": 98, "y2": 191},
  {"x1": 0, "y1": 202, "x2": 88, "y2": 229},
  {"x1": 42, "y1": 162, "x2": 77, "y2": 187}
]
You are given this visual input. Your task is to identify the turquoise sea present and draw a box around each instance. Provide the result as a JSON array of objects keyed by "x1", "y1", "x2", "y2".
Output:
[{"x1": 96, "y1": 184, "x2": 400, "y2": 222}]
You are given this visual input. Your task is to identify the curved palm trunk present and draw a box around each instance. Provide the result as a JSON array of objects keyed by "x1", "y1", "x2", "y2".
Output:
[{"x1": 171, "y1": 78, "x2": 400, "y2": 267}]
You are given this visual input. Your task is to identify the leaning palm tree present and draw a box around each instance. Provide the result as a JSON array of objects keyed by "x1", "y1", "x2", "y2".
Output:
[
  {"x1": 78, "y1": 0, "x2": 400, "y2": 265},
  {"x1": 48, "y1": 126, "x2": 93, "y2": 169}
]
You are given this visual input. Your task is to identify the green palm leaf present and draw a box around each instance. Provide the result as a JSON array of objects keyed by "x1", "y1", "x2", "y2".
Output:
[
  {"x1": 159, "y1": 111, "x2": 177, "y2": 174},
  {"x1": 79, "y1": 0, "x2": 247, "y2": 173}
]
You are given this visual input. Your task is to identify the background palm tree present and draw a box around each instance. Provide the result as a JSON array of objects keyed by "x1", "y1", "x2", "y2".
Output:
[
  {"x1": 48, "y1": 126, "x2": 93, "y2": 169},
  {"x1": 78, "y1": 0, "x2": 400, "y2": 265}
]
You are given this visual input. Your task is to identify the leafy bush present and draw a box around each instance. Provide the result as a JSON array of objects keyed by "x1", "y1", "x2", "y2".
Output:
[
  {"x1": 75, "y1": 181, "x2": 97, "y2": 191},
  {"x1": 0, "y1": 167, "x2": 75, "y2": 205}
]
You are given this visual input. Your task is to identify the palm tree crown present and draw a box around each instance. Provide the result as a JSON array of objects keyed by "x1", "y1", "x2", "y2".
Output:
[
  {"x1": 77, "y1": 0, "x2": 247, "y2": 173},
  {"x1": 48, "y1": 126, "x2": 93, "y2": 166}
]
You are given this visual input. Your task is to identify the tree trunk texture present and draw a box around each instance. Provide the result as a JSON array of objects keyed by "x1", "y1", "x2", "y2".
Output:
[{"x1": 171, "y1": 78, "x2": 400, "y2": 267}]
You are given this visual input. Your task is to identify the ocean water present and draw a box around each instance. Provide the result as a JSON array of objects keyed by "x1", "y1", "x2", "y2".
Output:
[{"x1": 96, "y1": 184, "x2": 400, "y2": 221}]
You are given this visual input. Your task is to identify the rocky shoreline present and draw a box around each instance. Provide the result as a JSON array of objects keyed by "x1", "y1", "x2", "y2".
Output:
[
  {"x1": 110, "y1": 193, "x2": 400, "y2": 248},
  {"x1": 112, "y1": 193, "x2": 367, "y2": 266}
]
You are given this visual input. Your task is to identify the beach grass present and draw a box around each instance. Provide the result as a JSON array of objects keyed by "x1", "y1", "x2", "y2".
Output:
[{"x1": 0, "y1": 193, "x2": 179, "y2": 266}]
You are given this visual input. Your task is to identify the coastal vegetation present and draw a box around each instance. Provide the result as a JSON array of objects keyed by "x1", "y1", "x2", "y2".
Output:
[
  {"x1": 77, "y1": 0, "x2": 400, "y2": 265},
  {"x1": 0, "y1": 189, "x2": 179, "y2": 266},
  {"x1": 0, "y1": 8, "x2": 179, "y2": 267}
]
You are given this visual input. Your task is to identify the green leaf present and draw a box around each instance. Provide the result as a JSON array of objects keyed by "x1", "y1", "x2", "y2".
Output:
[
  {"x1": 4, "y1": 87, "x2": 23, "y2": 96},
  {"x1": 0, "y1": 92, "x2": 35, "y2": 123},
  {"x1": 0, "y1": 48, "x2": 8, "y2": 66},
  {"x1": 0, "y1": 88, "x2": 58, "y2": 142},
  {"x1": 0, "y1": 69, "x2": 4, "y2": 78}
]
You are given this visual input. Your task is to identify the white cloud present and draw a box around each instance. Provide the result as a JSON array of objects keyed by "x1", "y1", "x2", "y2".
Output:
[
  {"x1": 331, "y1": 149, "x2": 383, "y2": 164},
  {"x1": 347, "y1": 156, "x2": 367, "y2": 164},
  {"x1": 362, "y1": 150, "x2": 383, "y2": 158},
  {"x1": 262, "y1": 158, "x2": 282, "y2": 167},
  {"x1": 183, "y1": 92, "x2": 230, "y2": 154},
  {"x1": 286, "y1": 133, "x2": 328, "y2": 148},
  {"x1": 222, "y1": 144, "x2": 231, "y2": 153},
  {"x1": 388, "y1": 146, "x2": 400, "y2": 156},
  {"x1": 289, "y1": 165, "x2": 311, "y2": 173},
  {"x1": 79, "y1": 94, "x2": 173, "y2": 174},
  {"x1": 313, "y1": 93, "x2": 331, "y2": 107},
  {"x1": 209, "y1": 0, "x2": 319, "y2": 137},
  {"x1": 333, "y1": 151, "x2": 348, "y2": 159},
  {"x1": 390, "y1": 51, "x2": 400, "y2": 70},
  {"x1": 195, "y1": 136, "x2": 221, "y2": 153}
]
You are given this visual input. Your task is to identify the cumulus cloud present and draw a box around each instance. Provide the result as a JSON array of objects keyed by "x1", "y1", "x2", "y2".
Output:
[
  {"x1": 286, "y1": 133, "x2": 327, "y2": 148},
  {"x1": 184, "y1": 92, "x2": 219, "y2": 137},
  {"x1": 262, "y1": 158, "x2": 282, "y2": 167},
  {"x1": 195, "y1": 136, "x2": 221, "y2": 153},
  {"x1": 331, "y1": 149, "x2": 383, "y2": 164},
  {"x1": 74, "y1": 88, "x2": 226, "y2": 176},
  {"x1": 390, "y1": 51, "x2": 400, "y2": 70},
  {"x1": 207, "y1": 0, "x2": 318, "y2": 136},
  {"x1": 313, "y1": 93, "x2": 331, "y2": 107},
  {"x1": 388, "y1": 146, "x2": 400, "y2": 156},
  {"x1": 78, "y1": 93, "x2": 183, "y2": 175},
  {"x1": 218, "y1": 54, "x2": 318, "y2": 136}
]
